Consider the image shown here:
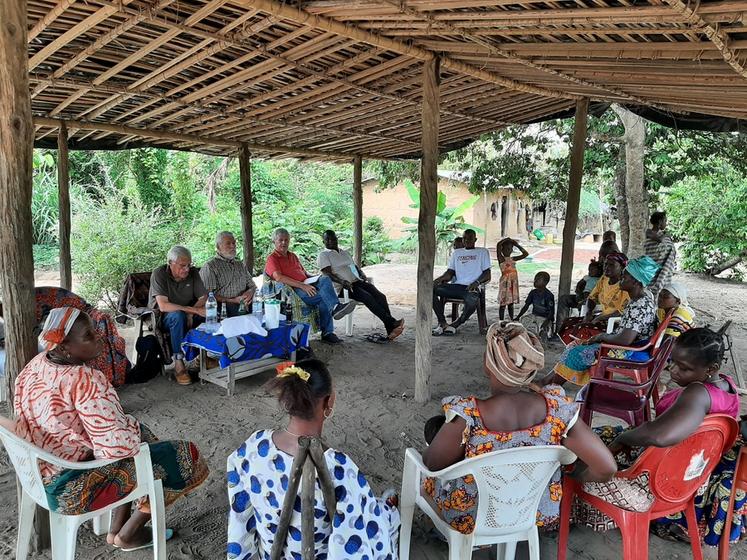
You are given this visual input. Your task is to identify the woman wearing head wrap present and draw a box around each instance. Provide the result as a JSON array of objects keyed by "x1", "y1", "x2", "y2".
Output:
[
  {"x1": 421, "y1": 322, "x2": 616, "y2": 535},
  {"x1": 13, "y1": 308, "x2": 209, "y2": 552},
  {"x1": 583, "y1": 252, "x2": 630, "y2": 327},
  {"x1": 657, "y1": 282, "x2": 695, "y2": 337},
  {"x1": 551, "y1": 256, "x2": 660, "y2": 386},
  {"x1": 227, "y1": 359, "x2": 400, "y2": 560}
]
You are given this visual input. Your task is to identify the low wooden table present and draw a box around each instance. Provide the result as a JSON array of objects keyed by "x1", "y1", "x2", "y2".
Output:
[{"x1": 182, "y1": 321, "x2": 310, "y2": 396}]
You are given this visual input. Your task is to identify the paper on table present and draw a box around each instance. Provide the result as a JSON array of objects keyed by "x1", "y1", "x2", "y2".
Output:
[{"x1": 304, "y1": 275, "x2": 321, "y2": 284}]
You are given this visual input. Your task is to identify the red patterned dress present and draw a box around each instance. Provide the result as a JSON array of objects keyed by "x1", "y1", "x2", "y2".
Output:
[
  {"x1": 14, "y1": 353, "x2": 208, "y2": 514},
  {"x1": 423, "y1": 386, "x2": 579, "y2": 534}
]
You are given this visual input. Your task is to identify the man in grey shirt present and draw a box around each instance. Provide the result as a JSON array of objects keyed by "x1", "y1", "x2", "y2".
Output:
[
  {"x1": 318, "y1": 230, "x2": 404, "y2": 339},
  {"x1": 200, "y1": 231, "x2": 256, "y2": 318},
  {"x1": 149, "y1": 245, "x2": 207, "y2": 384}
]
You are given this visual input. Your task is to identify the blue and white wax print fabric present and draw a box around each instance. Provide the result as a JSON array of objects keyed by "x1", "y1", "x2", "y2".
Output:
[
  {"x1": 182, "y1": 322, "x2": 310, "y2": 368},
  {"x1": 227, "y1": 430, "x2": 400, "y2": 560}
]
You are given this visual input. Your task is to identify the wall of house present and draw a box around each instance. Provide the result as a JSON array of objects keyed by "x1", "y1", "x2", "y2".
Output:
[
  {"x1": 362, "y1": 178, "x2": 474, "y2": 240},
  {"x1": 472, "y1": 190, "x2": 531, "y2": 248}
]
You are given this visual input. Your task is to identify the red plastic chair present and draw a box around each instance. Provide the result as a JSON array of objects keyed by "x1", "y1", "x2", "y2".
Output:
[
  {"x1": 718, "y1": 445, "x2": 747, "y2": 560},
  {"x1": 580, "y1": 337, "x2": 674, "y2": 428},
  {"x1": 558, "y1": 414, "x2": 739, "y2": 560}
]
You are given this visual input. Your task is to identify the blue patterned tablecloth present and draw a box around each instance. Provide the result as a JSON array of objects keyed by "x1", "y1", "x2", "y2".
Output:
[{"x1": 182, "y1": 322, "x2": 310, "y2": 368}]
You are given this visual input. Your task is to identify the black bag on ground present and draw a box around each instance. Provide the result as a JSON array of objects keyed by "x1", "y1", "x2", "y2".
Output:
[{"x1": 125, "y1": 335, "x2": 163, "y2": 384}]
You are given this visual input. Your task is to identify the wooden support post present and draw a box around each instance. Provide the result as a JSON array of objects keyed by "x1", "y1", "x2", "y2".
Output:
[
  {"x1": 415, "y1": 56, "x2": 440, "y2": 404},
  {"x1": 58, "y1": 121, "x2": 72, "y2": 290},
  {"x1": 557, "y1": 98, "x2": 589, "y2": 322},
  {"x1": 352, "y1": 155, "x2": 363, "y2": 266},
  {"x1": 0, "y1": 0, "x2": 38, "y2": 404},
  {"x1": 238, "y1": 143, "x2": 254, "y2": 273},
  {"x1": 1, "y1": 0, "x2": 51, "y2": 551}
]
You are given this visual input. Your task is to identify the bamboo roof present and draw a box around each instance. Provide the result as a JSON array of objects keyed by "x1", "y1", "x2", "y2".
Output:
[{"x1": 27, "y1": 0, "x2": 747, "y2": 160}]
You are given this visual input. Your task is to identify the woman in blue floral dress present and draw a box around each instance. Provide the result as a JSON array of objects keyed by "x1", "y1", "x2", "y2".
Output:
[{"x1": 227, "y1": 359, "x2": 399, "y2": 559}]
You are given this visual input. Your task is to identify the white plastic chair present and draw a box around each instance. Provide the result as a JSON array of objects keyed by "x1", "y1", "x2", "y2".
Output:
[
  {"x1": 606, "y1": 317, "x2": 621, "y2": 333},
  {"x1": 341, "y1": 288, "x2": 356, "y2": 337},
  {"x1": 0, "y1": 422, "x2": 167, "y2": 560},
  {"x1": 399, "y1": 445, "x2": 577, "y2": 560}
]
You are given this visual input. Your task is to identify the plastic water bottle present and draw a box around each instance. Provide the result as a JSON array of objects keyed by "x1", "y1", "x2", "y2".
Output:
[
  {"x1": 206, "y1": 291, "x2": 218, "y2": 332},
  {"x1": 252, "y1": 293, "x2": 264, "y2": 321}
]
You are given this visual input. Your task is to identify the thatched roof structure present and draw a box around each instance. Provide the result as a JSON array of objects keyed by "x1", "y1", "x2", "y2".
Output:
[{"x1": 28, "y1": 0, "x2": 747, "y2": 160}]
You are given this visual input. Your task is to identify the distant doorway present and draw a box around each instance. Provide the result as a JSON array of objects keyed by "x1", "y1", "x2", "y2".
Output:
[{"x1": 500, "y1": 196, "x2": 509, "y2": 237}]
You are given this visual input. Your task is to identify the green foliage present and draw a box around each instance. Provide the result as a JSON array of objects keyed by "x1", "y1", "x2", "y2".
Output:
[
  {"x1": 399, "y1": 179, "x2": 482, "y2": 255},
  {"x1": 131, "y1": 148, "x2": 171, "y2": 209},
  {"x1": 367, "y1": 160, "x2": 420, "y2": 189},
  {"x1": 33, "y1": 244, "x2": 59, "y2": 271},
  {"x1": 31, "y1": 151, "x2": 59, "y2": 245},
  {"x1": 71, "y1": 187, "x2": 175, "y2": 305},
  {"x1": 665, "y1": 164, "x2": 747, "y2": 276}
]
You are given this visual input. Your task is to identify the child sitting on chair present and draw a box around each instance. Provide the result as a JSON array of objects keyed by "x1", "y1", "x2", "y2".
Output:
[{"x1": 516, "y1": 271, "x2": 555, "y2": 338}]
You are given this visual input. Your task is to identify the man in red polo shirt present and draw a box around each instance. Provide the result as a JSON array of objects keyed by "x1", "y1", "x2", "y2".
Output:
[{"x1": 265, "y1": 228, "x2": 355, "y2": 344}]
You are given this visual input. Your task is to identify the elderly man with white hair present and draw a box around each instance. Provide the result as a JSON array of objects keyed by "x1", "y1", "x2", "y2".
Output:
[
  {"x1": 265, "y1": 228, "x2": 355, "y2": 344},
  {"x1": 149, "y1": 245, "x2": 207, "y2": 385},
  {"x1": 200, "y1": 231, "x2": 256, "y2": 318}
]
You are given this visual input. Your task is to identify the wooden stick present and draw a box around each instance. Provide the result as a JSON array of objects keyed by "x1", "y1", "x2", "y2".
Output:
[
  {"x1": 415, "y1": 56, "x2": 440, "y2": 404},
  {"x1": 557, "y1": 99, "x2": 589, "y2": 311},
  {"x1": 28, "y1": 0, "x2": 78, "y2": 42},
  {"x1": 239, "y1": 144, "x2": 254, "y2": 273},
  {"x1": 301, "y1": 449, "x2": 316, "y2": 560},
  {"x1": 270, "y1": 442, "x2": 309, "y2": 560},
  {"x1": 57, "y1": 121, "x2": 72, "y2": 291},
  {"x1": 353, "y1": 155, "x2": 363, "y2": 266},
  {"x1": 307, "y1": 438, "x2": 337, "y2": 521}
]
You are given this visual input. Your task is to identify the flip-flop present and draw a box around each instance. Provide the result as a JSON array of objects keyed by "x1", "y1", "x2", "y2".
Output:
[
  {"x1": 365, "y1": 333, "x2": 390, "y2": 344},
  {"x1": 119, "y1": 528, "x2": 174, "y2": 552},
  {"x1": 388, "y1": 319, "x2": 405, "y2": 340},
  {"x1": 442, "y1": 326, "x2": 456, "y2": 336},
  {"x1": 431, "y1": 326, "x2": 445, "y2": 336}
]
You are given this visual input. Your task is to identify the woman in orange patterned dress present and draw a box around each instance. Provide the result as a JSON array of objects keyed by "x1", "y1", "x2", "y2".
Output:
[
  {"x1": 422, "y1": 322, "x2": 616, "y2": 534},
  {"x1": 14, "y1": 308, "x2": 208, "y2": 552}
]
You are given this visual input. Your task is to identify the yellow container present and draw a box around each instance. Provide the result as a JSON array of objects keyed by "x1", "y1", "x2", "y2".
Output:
[{"x1": 544, "y1": 233, "x2": 554, "y2": 244}]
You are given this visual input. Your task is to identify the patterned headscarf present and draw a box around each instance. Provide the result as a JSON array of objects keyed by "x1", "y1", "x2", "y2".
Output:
[
  {"x1": 39, "y1": 307, "x2": 81, "y2": 350},
  {"x1": 484, "y1": 322, "x2": 544, "y2": 387},
  {"x1": 625, "y1": 255, "x2": 661, "y2": 286},
  {"x1": 605, "y1": 252, "x2": 628, "y2": 268}
]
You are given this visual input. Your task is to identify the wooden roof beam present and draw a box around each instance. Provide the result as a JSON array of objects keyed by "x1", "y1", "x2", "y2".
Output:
[
  {"x1": 32, "y1": 117, "x2": 395, "y2": 160},
  {"x1": 28, "y1": 0, "x2": 78, "y2": 42},
  {"x1": 232, "y1": 0, "x2": 577, "y2": 100},
  {"x1": 661, "y1": 0, "x2": 747, "y2": 80},
  {"x1": 28, "y1": 0, "x2": 137, "y2": 71}
]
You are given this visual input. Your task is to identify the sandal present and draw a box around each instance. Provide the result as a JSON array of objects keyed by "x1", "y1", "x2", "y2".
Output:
[
  {"x1": 117, "y1": 528, "x2": 174, "y2": 552},
  {"x1": 388, "y1": 319, "x2": 405, "y2": 340}
]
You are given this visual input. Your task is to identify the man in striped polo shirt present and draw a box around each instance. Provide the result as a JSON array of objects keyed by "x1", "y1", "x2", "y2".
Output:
[{"x1": 200, "y1": 231, "x2": 257, "y2": 318}]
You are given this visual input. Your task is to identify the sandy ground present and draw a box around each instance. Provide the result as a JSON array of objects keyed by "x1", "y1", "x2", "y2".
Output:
[{"x1": 2, "y1": 244, "x2": 747, "y2": 559}]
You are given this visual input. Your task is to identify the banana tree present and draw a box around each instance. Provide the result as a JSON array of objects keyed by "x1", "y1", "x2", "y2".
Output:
[{"x1": 399, "y1": 179, "x2": 483, "y2": 258}]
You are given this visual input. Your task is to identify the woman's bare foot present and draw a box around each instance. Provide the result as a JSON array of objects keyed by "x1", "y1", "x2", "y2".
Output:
[
  {"x1": 106, "y1": 533, "x2": 117, "y2": 545},
  {"x1": 113, "y1": 527, "x2": 153, "y2": 550}
]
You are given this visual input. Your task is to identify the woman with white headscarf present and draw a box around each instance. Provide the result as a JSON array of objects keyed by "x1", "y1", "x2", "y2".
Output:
[
  {"x1": 13, "y1": 308, "x2": 208, "y2": 552},
  {"x1": 421, "y1": 322, "x2": 616, "y2": 534},
  {"x1": 657, "y1": 282, "x2": 695, "y2": 337}
]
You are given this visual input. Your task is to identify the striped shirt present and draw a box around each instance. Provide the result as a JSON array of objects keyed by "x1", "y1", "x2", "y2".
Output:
[
  {"x1": 14, "y1": 353, "x2": 141, "y2": 478},
  {"x1": 199, "y1": 254, "x2": 256, "y2": 299}
]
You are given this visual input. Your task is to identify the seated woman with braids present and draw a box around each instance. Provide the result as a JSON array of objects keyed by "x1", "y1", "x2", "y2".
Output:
[
  {"x1": 227, "y1": 359, "x2": 400, "y2": 560},
  {"x1": 422, "y1": 322, "x2": 616, "y2": 534},
  {"x1": 575, "y1": 327, "x2": 743, "y2": 548}
]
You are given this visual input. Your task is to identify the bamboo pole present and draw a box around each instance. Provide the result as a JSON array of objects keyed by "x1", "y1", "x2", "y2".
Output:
[
  {"x1": 238, "y1": 144, "x2": 254, "y2": 273},
  {"x1": 415, "y1": 56, "x2": 440, "y2": 404},
  {"x1": 557, "y1": 98, "x2": 589, "y2": 320},
  {"x1": 353, "y1": 156, "x2": 363, "y2": 266},
  {"x1": 57, "y1": 122, "x2": 72, "y2": 291}
]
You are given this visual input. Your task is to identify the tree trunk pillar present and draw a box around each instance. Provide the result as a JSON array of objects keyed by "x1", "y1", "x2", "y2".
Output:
[
  {"x1": 58, "y1": 122, "x2": 72, "y2": 290},
  {"x1": 352, "y1": 155, "x2": 363, "y2": 266},
  {"x1": 415, "y1": 55, "x2": 440, "y2": 404},
  {"x1": 557, "y1": 98, "x2": 589, "y2": 319},
  {"x1": 238, "y1": 144, "x2": 254, "y2": 273},
  {"x1": 0, "y1": 0, "x2": 38, "y2": 403}
]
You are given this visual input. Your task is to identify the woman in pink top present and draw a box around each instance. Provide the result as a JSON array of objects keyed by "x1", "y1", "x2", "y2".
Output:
[
  {"x1": 576, "y1": 327, "x2": 744, "y2": 548},
  {"x1": 14, "y1": 308, "x2": 208, "y2": 552}
]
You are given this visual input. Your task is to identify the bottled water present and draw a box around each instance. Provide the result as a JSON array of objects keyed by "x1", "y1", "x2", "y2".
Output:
[
  {"x1": 206, "y1": 291, "x2": 218, "y2": 332},
  {"x1": 252, "y1": 293, "x2": 264, "y2": 321}
]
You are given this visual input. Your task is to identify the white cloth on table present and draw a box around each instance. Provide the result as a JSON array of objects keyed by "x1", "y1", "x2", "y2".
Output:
[{"x1": 215, "y1": 315, "x2": 267, "y2": 338}]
